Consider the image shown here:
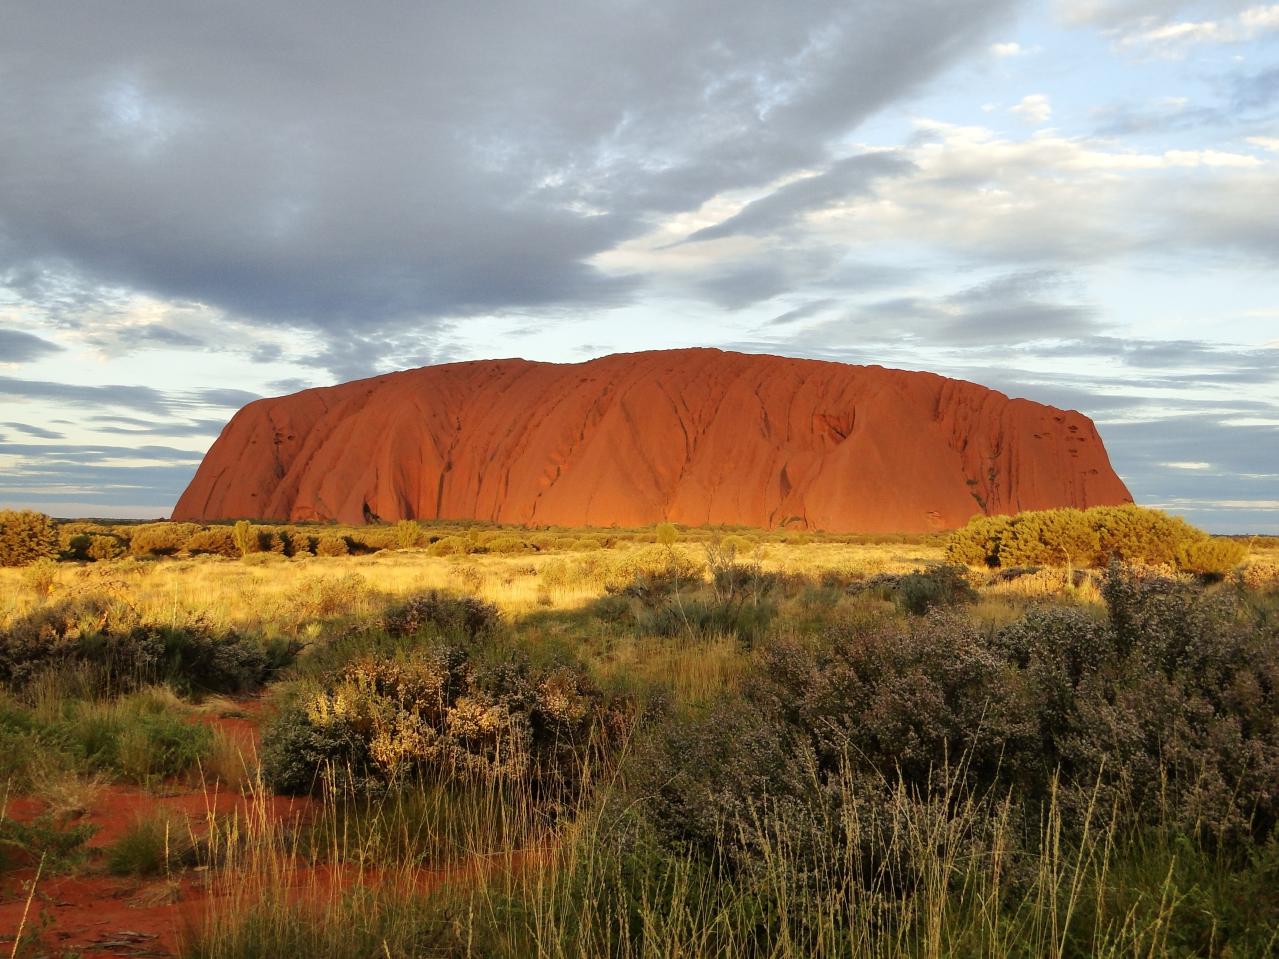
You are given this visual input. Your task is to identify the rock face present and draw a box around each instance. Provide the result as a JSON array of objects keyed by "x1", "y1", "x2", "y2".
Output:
[{"x1": 173, "y1": 348, "x2": 1132, "y2": 532}]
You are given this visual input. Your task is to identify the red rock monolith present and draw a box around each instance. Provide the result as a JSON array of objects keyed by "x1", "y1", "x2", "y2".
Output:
[{"x1": 173, "y1": 349, "x2": 1132, "y2": 532}]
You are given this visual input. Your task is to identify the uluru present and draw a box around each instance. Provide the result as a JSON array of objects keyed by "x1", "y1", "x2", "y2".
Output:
[{"x1": 173, "y1": 348, "x2": 1132, "y2": 533}]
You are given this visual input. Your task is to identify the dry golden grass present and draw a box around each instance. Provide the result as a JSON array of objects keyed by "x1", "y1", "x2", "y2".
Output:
[{"x1": 0, "y1": 537, "x2": 949, "y2": 633}]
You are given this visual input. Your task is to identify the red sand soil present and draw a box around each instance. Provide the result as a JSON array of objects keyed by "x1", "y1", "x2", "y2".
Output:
[
  {"x1": 0, "y1": 705, "x2": 312, "y2": 957},
  {"x1": 1, "y1": 703, "x2": 537, "y2": 957},
  {"x1": 172, "y1": 347, "x2": 1132, "y2": 532}
]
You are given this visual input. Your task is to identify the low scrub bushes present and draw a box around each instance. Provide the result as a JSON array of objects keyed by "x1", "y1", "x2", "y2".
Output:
[
  {"x1": 381, "y1": 591, "x2": 501, "y2": 643},
  {"x1": 0, "y1": 593, "x2": 295, "y2": 695},
  {"x1": 0, "y1": 509, "x2": 58, "y2": 566},
  {"x1": 896, "y1": 563, "x2": 978, "y2": 614},
  {"x1": 184, "y1": 527, "x2": 238, "y2": 557},
  {"x1": 261, "y1": 642, "x2": 624, "y2": 797},
  {"x1": 946, "y1": 504, "x2": 1247, "y2": 573},
  {"x1": 129, "y1": 522, "x2": 199, "y2": 557},
  {"x1": 640, "y1": 563, "x2": 1279, "y2": 883}
]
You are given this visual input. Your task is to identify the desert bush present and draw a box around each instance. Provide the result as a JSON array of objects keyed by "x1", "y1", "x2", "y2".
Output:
[
  {"x1": 484, "y1": 534, "x2": 530, "y2": 554},
  {"x1": 381, "y1": 591, "x2": 501, "y2": 643},
  {"x1": 129, "y1": 522, "x2": 196, "y2": 557},
  {"x1": 184, "y1": 527, "x2": 238, "y2": 557},
  {"x1": 21, "y1": 558, "x2": 59, "y2": 599},
  {"x1": 1174, "y1": 536, "x2": 1248, "y2": 577},
  {"x1": 896, "y1": 563, "x2": 978, "y2": 614},
  {"x1": 105, "y1": 811, "x2": 197, "y2": 875},
  {"x1": 394, "y1": 519, "x2": 422, "y2": 549},
  {"x1": 256, "y1": 527, "x2": 289, "y2": 555},
  {"x1": 0, "y1": 509, "x2": 58, "y2": 566},
  {"x1": 349, "y1": 527, "x2": 397, "y2": 552},
  {"x1": 946, "y1": 505, "x2": 1219, "y2": 571},
  {"x1": 428, "y1": 535, "x2": 471, "y2": 557},
  {"x1": 232, "y1": 519, "x2": 255, "y2": 557},
  {"x1": 316, "y1": 535, "x2": 350, "y2": 557},
  {"x1": 1239, "y1": 560, "x2": 1279, "y2": 592},
  {"x1": 0, "y1": 595, "x2": 292, "y2": 695},
  {"x1": 641, "y1": 563, "x2": 1279, "y2": 879},
  {"x1": 85, "y1": 533, "x2": 127, "y2": 561},
  {"x1": 262, "y1": 643, "x2": 619, "y2": 797}
]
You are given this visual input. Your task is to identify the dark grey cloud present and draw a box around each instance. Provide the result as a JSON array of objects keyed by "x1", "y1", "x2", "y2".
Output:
[
  {"x1": 88, "y1": 414, "x2": 226, "y2": 438},
  {"x1": 0, "y1": 441, "x2": 204, "y2": 464},
  {"x1": 0, "y1": 0, "x2": 1015, "y2": 374},
  {"x1": 680, "y1": 152, "x2": 914, "y2": 244},
  {"x1": 82, "y1": 322, "x2": 206, "y2": 352},
  {"x1": 0, "y1": 375, "x2": 256, "y2": 416},
  {"x1": 1, "y1": 421, "x2": 64, "y2": 440},
  {"x1": 767, "y1": 299, "x2": 840, "y2": 326},
  {"x1": 0, "y1": 328, "x2": 63, "y2": 363}
]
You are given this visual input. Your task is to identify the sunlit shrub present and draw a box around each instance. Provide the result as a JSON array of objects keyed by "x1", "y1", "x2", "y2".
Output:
[
  {"x1": 315, "y1": 535, "x2": 350, "y2": 557},
  {"x1": 184, "y1": 527, "x2": 238, "y2": 557},
  {"x1": 1173, "y1": 536, "x2": 1248, "y2": 578},
  {"x1": 946, "y1": 505, "x2": 1220, "y2": 572},
  {"x1": 129, "y1": 523, "x2": 197, "y2": 557},
  {"x1": 0, "y1": 509, "x2": 59, "y2": 567},
  {"x1": 262, "y1": 644, "x2": 620, "y2": 797}
]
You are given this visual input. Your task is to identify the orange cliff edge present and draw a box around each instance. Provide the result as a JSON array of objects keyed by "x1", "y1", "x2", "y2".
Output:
[{"x1": 172, "y1": 348, "x2": 1133, "y2": 533}]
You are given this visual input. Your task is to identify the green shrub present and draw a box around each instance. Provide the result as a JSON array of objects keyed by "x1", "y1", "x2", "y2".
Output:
[
  {"x1": 0, "y1": 595, "x2": 294, "y2": 695},
  {"x1": 259, "y1": 704, "x2": 375, "y2": 795},
  {"x1": 896, "y1": 563, "x2": 977, "y2": 614},
  {"x1": 395, "y1": 519, "x2": 422, "y2": 549},
  {"x1": 428, "y1": 535, "x2": 470, "y2": 557},
  {"x1": 184, "y1": 527, "x2": 238, "y2": 557},
  {"x1": 1174, "y1": 536, "x2": 1248, "y2": 577},
  {"x1": 316, "y1": 535, "x2": 350, "y2": 557},
  {"x1": 105, "y1": 812, "x2": 194, "y2": 875},
  {"x1": 85, "y1": 533, "x2": 127, "y2": 561},
  {"x1": 0, "y1": 509, "x2": 58, "y2": 566},
  {"x1": 129, "y1": 522, "x2": 196, "y2": 557},
  {"x1": 21, "y1": 558, "x2": 58, "y2": 598},
  {"x1": 641, "y1": 564, "x2": 1279, "y2": 878},
  {"x1": 232, "y1": 519, "x2": 255, "y2": 557},
  {"x1": 484, "y1": 535, "x2": 529, "y2": 554},
  {"x1": 381, "y1": 591, "x2": 501, "y2": 643},
  {"x1": 946, "y1": 505, "x2": 1218, "y2": 571}
]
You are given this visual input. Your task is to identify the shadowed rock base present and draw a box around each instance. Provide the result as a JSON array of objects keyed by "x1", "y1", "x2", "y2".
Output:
[{"x1": 173, "y1": 348, "x2": 1132, "y2": 532}]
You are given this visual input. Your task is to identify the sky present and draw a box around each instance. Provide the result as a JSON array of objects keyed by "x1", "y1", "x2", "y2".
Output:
[{"x1": 1, "y1": 0, "x2": 1276, "y2": 532}]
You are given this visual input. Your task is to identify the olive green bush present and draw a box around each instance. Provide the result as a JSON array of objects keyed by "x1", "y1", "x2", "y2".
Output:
[
  {"x1": 896, "y1": 563, "x2": 978, "y2": 614},
  {"x1": 380, "y1": 591, "x2": 501, "y2": 643},
  {"x1": 641, "y1": 564, "x2": 1279, "y2": 880},
  {"x1": 946, "y1": 505, "x2": 1243, "y2": 574},
  {"x1": 0, "y1": 509, "x2": 58, "y2": 567},
  {"x1": 184, "y1": 527, "x2": 238, "y2": 557},
  {"x1": 129, "y1": 522, "x2": 198, "y2": 557},
  {"x1": 0, "y1": 593, "x2": 295, "y2": 695}
]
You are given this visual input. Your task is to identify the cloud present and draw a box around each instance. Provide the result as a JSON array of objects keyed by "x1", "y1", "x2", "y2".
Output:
[
  {"x1": 0, "y1": 328, "x2": 63, "y2": 363},
  {"x1": 0, "y1": 0, "x2": 1015, "y2": 370},
  {"x1": 1011, "y1": 94, "x2": 1053, "y2": 123},
  {"x1": 0, "y1": 375, "x2": 255, "y2": 416},
  {"x1": 679, "y1": 152, "x2": 914, "y2": 244},
  {"x1": 990, "y1": 41, "x2": 1026, "y2": 56},
  {"x1": 1, "y1": 421, "x2": 64, "y2": 440}
]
